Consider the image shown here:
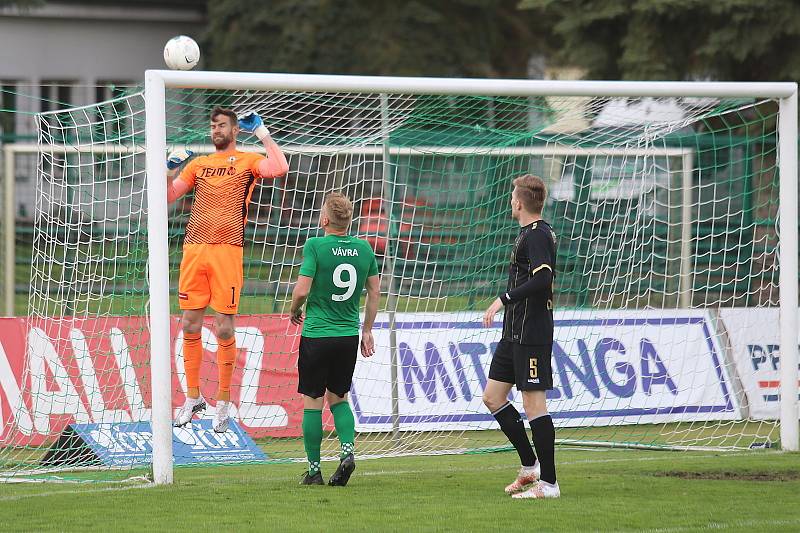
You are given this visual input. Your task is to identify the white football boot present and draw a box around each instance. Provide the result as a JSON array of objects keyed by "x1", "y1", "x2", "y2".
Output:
[
  {"x1": 504, "y1": 462, "x2": 541, "y2": 495},
  {"x1": 511, "y1": 480, "x2": 561, "y2": 499},
  {"x1": 213, "y1": 400, "x2": 231, "y2": 433},
  {"x1": 173, "y1": 395, "x2": 206, "y2": 427}
]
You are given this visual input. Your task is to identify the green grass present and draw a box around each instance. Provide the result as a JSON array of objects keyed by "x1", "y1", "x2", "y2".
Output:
[{"x1": 0, "y1": 448, "x2": 798, "y2": 532}]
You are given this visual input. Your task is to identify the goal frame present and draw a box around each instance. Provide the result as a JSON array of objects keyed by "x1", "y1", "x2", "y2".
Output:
[{"x1": 142, "y1": 71, "x2": 798, "y2": 485}]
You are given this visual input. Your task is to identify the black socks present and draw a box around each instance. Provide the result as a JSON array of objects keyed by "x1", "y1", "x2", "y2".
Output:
[
  {"x1": 529, "y1": 414, "x2": 556, "y2": 484},
  {"x1": 492, "y1": 402, "x2": 537, "y2": 467}
]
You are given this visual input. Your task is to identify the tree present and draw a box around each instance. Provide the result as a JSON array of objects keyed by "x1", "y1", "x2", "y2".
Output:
[
  {"x1": 519, "y1": 0, "x2": 800, "y2": 82},
  {"x1": 204, "y1": 0, "x2": 549, "y2": 78}
]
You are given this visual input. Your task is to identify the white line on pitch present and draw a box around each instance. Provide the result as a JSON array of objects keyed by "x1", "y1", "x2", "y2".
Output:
[
  {"x1": 354, "y1": 451, "x2": 760, "y2": 477},
  {"x1": 644, "y1": 517, "x2": 800, "y2": 533},
  {"x1": 0, "y1": 483, "x2": 151, "y2": 503}
]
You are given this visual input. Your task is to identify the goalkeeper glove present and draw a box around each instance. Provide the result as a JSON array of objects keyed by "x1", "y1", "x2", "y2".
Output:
[
  {"x1": 166, "y1": 148, "x2": 194, "y2": 170},
  {"x1": 238, "y1": 110, "x2": 270, "y2": 141}
]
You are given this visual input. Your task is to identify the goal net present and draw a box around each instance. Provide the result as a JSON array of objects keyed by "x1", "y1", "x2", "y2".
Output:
[{"x1": 0, "y1": 74, "x2": 796, "y2": 482}]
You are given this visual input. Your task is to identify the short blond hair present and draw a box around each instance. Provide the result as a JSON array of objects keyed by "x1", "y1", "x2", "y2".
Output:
[
  {"x1": 323, "y1": 192, "x2": 353, "y2": 230},
  {"x1": 512, "y1": 174, "x2": 547, "y2": 214}
]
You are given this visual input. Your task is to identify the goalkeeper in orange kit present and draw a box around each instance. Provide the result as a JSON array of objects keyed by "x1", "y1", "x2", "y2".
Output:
[{"x1": 167, "y1": 106, "x2": 289, "y2": 432}]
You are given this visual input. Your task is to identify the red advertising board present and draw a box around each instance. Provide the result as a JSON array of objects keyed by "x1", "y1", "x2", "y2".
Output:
[{"x1": 0, "y1": 315, "x2": 308, "y2": 446}]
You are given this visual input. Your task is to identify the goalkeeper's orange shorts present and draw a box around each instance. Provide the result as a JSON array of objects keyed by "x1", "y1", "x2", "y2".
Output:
[{"x1": 177, "y1": 243, "x2": 243, "y2": 314}]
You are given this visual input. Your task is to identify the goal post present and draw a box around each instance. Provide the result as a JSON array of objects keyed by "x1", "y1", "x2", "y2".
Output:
[
  {"x1": 778, "y1": 91, "x2": 798, "y2": 455},
  {"x1": 144, "y1": 71, "x2": 172, "y2": 485},
  {"x1": 3, "y1": 144, "x2": 15, "y2": 317},
  {"x1": 1, "y1": 72, "x2": 796, "y2": 485}
]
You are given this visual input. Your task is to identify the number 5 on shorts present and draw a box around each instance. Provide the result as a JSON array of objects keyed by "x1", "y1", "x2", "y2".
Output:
[{"x1": 332, "y1": 263, "x2": 357, "y2": 301}]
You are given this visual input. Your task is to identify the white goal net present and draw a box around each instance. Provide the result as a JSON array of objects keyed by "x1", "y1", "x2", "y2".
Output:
[{"x1": 0, "y1": 74, "x2": 796, "y2": 483}]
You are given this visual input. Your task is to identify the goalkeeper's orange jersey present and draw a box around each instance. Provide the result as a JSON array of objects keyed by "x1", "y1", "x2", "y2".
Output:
[{"x1": 178, "y1": 150, "x2": 277, "y2": 246}]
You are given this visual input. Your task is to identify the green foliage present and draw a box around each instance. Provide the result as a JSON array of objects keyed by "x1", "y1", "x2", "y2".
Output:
[
  {"x1": 204, "y1": 0, "x2": 548, "y2": 77},
  {"x1": 520, "y1": 0, "x2": 800, "y2": 82},
  {"x1": 206, "y1": 0, "x2": 800, "y2": 81}
]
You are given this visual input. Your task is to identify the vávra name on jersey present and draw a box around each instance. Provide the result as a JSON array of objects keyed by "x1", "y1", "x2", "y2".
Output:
[{"x1": 332, "y1": 247, "x2": 359, "y2": 257}]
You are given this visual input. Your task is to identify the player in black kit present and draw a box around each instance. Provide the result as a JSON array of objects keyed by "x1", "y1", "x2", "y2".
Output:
[{"x1": 482, "y1": 174, "x2": 560, "y2": 499}]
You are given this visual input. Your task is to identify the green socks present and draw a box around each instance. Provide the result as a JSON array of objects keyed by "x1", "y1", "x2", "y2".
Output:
[
  {"x1": 302, "y1": 408, "x2": 322, "y2": 474},
  {"x1": 330, "y1": 401, "x2": 355, "y2": 459},
  {"x1": 303, "y1": 403, "x2": 355, "y2": 474}
]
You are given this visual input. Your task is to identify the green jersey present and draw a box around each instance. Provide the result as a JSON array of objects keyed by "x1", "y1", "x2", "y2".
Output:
[{"x1": 299, "y1": 234, "x2": 379, "y2": 338}]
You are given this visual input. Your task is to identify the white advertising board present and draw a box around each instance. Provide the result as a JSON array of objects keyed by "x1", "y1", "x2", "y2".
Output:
[{"x1": 351, "y1": 310, "x2": 738, "y2": 431}]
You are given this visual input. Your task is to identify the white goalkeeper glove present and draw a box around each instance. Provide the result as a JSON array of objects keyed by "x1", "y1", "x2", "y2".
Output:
[
  {"x1": 237, "y1": 110, "x2": 271, "y2": 141},
  {"x1": 166, "y1": 148, "x2": 194, "y2": 170}
]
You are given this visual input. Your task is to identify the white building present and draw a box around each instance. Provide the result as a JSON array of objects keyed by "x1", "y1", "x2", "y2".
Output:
[
  {"x1": 1, "y1": 0, "x2": 204, "y2": 131},
  {"x1": 1, "y1": 0, "x2": 205, "y2": 217}
]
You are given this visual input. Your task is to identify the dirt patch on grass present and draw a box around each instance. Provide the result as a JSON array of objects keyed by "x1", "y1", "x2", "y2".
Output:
[{"x1": 655, "y1": 470, "x2": 800, "y2": 481}]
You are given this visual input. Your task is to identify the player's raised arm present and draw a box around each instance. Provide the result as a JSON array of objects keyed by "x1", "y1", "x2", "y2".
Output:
[
  {"x1": 360, "y1": 274, "x2": 380, "y2": 357},
  {"x1": 165, "y1": 148, "x2": 194, "y2": 204},
  {"x1": 238, "y1": 110, "x2": 289, "y2": 179}
]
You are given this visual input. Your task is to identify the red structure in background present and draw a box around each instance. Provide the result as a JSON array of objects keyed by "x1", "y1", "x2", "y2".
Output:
[{"x1": 358, "y1": 196, "x2": 430, "y2": 260}]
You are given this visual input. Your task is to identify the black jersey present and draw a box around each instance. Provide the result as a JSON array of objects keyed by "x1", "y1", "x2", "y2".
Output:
[{"x1": 498, "y1": 220, "x2": 556, "y2": 345}]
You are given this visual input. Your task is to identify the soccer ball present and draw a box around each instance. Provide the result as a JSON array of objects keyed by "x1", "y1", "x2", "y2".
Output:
[{"x1": 163, "y1": 35, "x2": 200, "y2": 71}]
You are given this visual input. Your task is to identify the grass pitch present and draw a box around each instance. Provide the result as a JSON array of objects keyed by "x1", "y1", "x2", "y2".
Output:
[{"x1": 0, "y1": 448, "x2": 798, "y2": 532}]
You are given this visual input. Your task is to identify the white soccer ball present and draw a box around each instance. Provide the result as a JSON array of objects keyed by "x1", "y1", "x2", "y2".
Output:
[{"x1": 163, "y1": 35, "x2": 200, "y2": 71}]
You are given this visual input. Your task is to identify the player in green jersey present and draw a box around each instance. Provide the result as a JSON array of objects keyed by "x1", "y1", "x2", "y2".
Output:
[{"x1": 289, "y1": 192, "x2": 381, "y2": 486}]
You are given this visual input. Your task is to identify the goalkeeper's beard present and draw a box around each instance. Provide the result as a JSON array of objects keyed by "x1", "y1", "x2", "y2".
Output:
[{"x1": 212, "y1": 133, "x2": 234, "y2": 150}]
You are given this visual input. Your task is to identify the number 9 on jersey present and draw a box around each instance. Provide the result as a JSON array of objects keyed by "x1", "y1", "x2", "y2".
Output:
[{"x1": 332, "y1": 263, "x2": 357, "y2": 301}]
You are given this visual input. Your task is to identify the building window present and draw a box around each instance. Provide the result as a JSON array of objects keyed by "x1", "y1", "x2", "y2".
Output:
[
  {"x1": 0, "y1": 82, "x2": 17, "y2": 140},
  {"x1": 40, "y1": 82, "x2": 75, "y2": 113}
]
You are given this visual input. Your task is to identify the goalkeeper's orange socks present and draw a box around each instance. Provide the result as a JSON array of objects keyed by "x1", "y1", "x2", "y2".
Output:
[
  {"x1": 183, "y1": 332, "x2": 202, "y2": 398},
  {"x1": 183, "y1": 334, "x2": 237, "y2": 401},
  {"x1": 216, "y1": 336, "x2": 236, "y2": 400},
  {"x1": 302, "y1": 409, "x2": 323, "y2": 474},
  {"x1": 330, "y1": 401, "x2": 355, "y2": 459}
]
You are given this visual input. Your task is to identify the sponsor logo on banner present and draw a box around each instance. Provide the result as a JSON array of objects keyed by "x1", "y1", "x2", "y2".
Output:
[
  {"x1": 718, "y1": 308, "x2": 800, "y2": 420},
  {"x1": 350, "y1": 311, "x2": 738, "y2": 431},
  {"x1": 62, "y1": 420, "x2": 265, "y2": 466}
]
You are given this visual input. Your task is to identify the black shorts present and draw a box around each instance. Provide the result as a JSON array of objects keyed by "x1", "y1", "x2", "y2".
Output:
[
  {"x1": 488, "y1": 339, "x2": 553, "y2": 391},
  {"x1": 297, "y1": 335, "x2": 359, "y2": 399}
]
